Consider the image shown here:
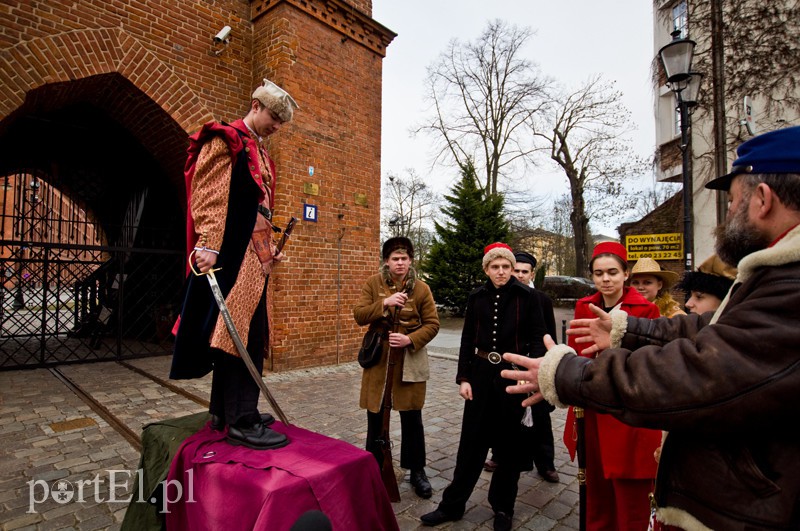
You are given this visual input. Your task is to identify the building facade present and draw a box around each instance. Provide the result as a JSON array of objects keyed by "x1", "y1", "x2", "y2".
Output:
[
  {"x1": 0, "y1": 0, "x2": 395, "y2": 370},
  {"x1": 653, "y1": 0, "x2": 800, "y2": 265}
]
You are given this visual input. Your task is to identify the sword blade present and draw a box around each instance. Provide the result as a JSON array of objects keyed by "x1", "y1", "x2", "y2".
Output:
[{"x1": 205, "y1": 270, "x2": 289, "y2": 425}]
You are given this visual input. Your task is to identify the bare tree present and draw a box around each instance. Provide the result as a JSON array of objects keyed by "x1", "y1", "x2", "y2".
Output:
[
  {"x1": 415, "y1": 20, "x2": 550, "y2": 196},
  {"x1": 534, "y1": 75, "x2": 647, "y2": 273},
  {"x1": 688, "y1": 1, "x2": 800, "y2": 120},
  {"x1": 381, "y1": 169, "x2": 438, "y2": 265},
  {"x1": 546, "y1": 195, "x2": 577, "y2": 276},
  {"x1": 629, "y1": 179, "x2": 681, "y2": 221}
]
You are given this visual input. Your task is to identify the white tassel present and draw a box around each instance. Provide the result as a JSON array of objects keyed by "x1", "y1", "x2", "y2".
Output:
[{"x1": 521, "y1": 405, "x2": 533, "y2": 427}]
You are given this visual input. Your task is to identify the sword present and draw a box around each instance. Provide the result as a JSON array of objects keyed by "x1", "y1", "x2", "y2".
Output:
[
  {"x1": 274, "y1": 216, "x2": 297, "y2": 256},
  {"x1": 189, "y1": 252, "x2": 289, "y2": 425}
]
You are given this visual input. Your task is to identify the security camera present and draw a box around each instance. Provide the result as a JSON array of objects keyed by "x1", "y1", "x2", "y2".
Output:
[{"x1": 214, "y1": 26, "x2": 232, "y2": 43}]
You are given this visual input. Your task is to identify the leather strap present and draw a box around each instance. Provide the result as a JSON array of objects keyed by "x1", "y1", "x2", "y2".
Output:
[{"x1": 257, "y1": 204, "x2": 272, "y2": 220}]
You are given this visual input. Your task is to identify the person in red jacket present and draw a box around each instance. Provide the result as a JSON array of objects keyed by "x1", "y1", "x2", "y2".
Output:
[{"x1": 564, "y1": 242, "x2": 660, "y2": 529}]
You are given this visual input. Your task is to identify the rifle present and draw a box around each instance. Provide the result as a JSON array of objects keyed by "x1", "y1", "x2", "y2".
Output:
[{"x1": 378, "y1": 304, "x2": 403, "y2": 502}]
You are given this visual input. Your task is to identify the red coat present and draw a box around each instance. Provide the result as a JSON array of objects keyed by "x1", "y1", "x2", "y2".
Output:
[{"x1": 564, "y1": 287, "x2": 662, "y2": 479}]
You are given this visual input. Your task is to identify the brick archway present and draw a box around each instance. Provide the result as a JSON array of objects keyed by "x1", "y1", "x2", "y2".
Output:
[
  {"x1": 0, "y1": 28, "x2": 214, "y2": 132},
  {"x1": 0, "y1": 29, "x2": 213, "y2": 369}
]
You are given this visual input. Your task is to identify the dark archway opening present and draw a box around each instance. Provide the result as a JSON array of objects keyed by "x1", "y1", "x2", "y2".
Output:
[{"x1": 0, "y1": 74, "x2": 190, "y2": 369}]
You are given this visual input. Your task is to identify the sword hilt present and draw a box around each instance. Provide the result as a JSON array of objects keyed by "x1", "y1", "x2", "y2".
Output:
[
  {"x1": 274, "y1": 216, "x2": 298, "y2": 256},
  {"x1": 189, "y1": 249, "x2": 222, "y2": 277}
]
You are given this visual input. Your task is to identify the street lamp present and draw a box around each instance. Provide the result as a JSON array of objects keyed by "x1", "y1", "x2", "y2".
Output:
[{"x1": 659, "y1": 31, "x2": 703, "y2": 271}]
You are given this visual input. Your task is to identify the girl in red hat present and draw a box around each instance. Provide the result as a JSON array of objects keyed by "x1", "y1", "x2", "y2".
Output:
[{"x1": 565, "y1": 242, "x2": 661, "y2": 530}]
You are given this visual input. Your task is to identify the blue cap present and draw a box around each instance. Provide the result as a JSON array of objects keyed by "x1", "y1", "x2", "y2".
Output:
[{"x1": 706, "y1": 125, "x2": 800, "y2": 191}]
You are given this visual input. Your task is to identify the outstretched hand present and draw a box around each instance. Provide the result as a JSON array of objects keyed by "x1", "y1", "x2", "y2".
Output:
[
  {"x1": 500, "y1": 334, "x2": 558, "y2": 407},
  {"x1": 565, "y1": 303, "x2": 613, "y2": 356}
]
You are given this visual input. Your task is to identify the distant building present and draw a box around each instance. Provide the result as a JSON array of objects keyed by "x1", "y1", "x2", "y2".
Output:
[{"x1": 515, "y1": 229, "x2": 620, "y2": 278}]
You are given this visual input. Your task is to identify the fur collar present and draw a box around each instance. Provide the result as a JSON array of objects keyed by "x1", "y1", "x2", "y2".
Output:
[
  {"x1": 736, "y1": 223, "x2": 800, "y2": 284},
  {"x1": 380, "y1": 264, "x2": 417, "y2": 294},
  {"x1": 654, "y1": 293, "x2": 683, "y2": 317}
]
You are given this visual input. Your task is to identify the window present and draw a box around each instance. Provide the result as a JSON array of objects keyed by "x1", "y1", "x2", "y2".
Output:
[{"x1": 672, "y1": 1, "x2": 688, "y2": 38}]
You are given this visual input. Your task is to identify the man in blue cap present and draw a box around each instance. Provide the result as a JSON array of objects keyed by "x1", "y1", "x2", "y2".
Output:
[{"x1": 501, "y1": 126, "x2": 800, "y2": 530}]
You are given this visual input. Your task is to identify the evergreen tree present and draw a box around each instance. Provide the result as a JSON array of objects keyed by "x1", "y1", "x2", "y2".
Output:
[{"x1": 427, "y1": 161, "x2": 509, "y2": 316}]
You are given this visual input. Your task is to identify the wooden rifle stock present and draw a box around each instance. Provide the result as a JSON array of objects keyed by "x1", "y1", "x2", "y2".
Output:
[{"x1": 378, "y1": 306, "x2": 402, "y2": 502}]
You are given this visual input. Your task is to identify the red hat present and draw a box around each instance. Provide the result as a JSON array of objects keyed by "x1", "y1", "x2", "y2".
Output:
[
  {"x1": 482, "y1": 242, "x2": 516, "y2": 269},
  {"x1": 591, "y1": 241, "x2": 627, "y2": 262}
]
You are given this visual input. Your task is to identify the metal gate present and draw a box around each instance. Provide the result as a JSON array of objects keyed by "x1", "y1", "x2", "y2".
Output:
[{"x1": 0, "y1": 173, "x2": 184, "y2": 370}]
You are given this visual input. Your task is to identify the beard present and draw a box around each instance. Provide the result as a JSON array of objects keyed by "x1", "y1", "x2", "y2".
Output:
[{"x1": 714, "y1": 196, "x2": 770, "y2": 266}]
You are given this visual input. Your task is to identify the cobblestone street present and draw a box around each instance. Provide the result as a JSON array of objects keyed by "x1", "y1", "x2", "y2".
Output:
[{"x1": 1, "y1": 312, "x2": 581, "y2": 530}]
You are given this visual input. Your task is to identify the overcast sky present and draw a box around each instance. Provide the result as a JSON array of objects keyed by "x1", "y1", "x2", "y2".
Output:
[{"x1": 372, "y1": 1, "x2": 658, "y2": 235}]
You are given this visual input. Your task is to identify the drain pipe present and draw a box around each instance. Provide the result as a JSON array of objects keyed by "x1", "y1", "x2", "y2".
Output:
[{"x1": 336, "y1": 227, "x2": 345, "y2": 364}]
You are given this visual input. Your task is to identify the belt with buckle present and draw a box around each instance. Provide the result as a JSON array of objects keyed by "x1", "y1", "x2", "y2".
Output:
[
  {"x1": 257, "y1": 205, "x2": 273, "y2": 220},
  {"x1": 475, "y1": 349, "x2": 503, "y2": 364}
]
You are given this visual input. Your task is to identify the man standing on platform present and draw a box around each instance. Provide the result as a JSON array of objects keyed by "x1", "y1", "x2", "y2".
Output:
[
  {"x1": 171, "y1": 78, "x2": 298, "y2": 450},
  {"x1": 354, "y1": 237, "x2": 440, "y2": 499}
]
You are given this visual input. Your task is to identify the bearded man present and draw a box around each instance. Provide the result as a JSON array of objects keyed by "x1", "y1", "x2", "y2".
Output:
[{"x1": 502, "y1": 126, "x2": 800, "y2": 530}]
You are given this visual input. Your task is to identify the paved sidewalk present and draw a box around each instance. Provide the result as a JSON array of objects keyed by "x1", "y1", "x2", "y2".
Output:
[{"x1": 0, "y1": 314, "x2": 580, "y2": 530}]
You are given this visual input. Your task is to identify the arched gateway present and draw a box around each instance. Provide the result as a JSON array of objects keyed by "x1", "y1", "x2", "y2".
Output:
[
  {"x1": 2, "y1": 1, "x2": 397, "y2": 371},
  {"x1": 0, "y1": 29, "x2": 213, "y2": 369}
]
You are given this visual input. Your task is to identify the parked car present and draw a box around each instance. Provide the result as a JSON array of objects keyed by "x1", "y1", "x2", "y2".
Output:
[{"x1": 540, "y1": 275, "x2": 597, "y2": 302}]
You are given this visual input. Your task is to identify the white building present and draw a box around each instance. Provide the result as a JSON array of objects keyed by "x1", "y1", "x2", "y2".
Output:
[{"x1": 653, "y1": 0, "x2": 800, "y2": 264}]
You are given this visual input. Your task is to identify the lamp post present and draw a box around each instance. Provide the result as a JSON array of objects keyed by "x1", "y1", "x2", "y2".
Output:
[
  {"x1": 388, "y1": 216, "x2": 409, "y2": 238},
  {"x1": 659, "y1": 31, "x2": 703, "y2": 271}
]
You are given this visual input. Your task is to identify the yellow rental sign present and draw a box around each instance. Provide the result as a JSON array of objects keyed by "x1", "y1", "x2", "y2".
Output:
[{"x1": 625, "y1": 233, "x2": 683, "y2": 260}]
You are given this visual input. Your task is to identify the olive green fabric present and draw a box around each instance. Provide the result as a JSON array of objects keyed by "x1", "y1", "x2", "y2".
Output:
[{"x1": 121, "y1": 412, "x2": 210, "y2": 531}]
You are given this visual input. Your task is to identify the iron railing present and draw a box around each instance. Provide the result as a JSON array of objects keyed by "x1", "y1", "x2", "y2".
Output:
[{"x1": 0, "y1": 241, "x2": 183, "y2": 369}]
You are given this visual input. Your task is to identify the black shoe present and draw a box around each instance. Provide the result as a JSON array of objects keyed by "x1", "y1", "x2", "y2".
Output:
[
  {"x1": 211, "y1": 413, "x2": 276, "y2": 431},
  {"x1": 493, "y1": 512, "x2": 512, "y2": 531},
  {"x1": 410, "y1": 469, "x2": 432, "y2": 499},
  {"x1": 483, "y1": 459, "x2": 498, "y2": 472},
  {"x1": 538, "y1": 469, "x2": 560, "y2": 483},
  {"x1": 420, "y1": 509, "x2": 460, "y2": 527},
  {"x1": 227, "y1": 422, "x2": 289, "y2": 450}
]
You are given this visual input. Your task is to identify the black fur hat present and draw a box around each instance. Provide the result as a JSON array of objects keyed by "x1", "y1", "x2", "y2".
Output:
[
  {"x1": 676, "y1": 254, "x2": 737, "y2": 300},
  {"x1": 382, "y1": 237, "x2": 414, "y2": 260}
]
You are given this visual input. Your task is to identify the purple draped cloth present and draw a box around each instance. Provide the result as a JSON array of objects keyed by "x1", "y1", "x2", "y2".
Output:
[{"x1": 164, "y1": 421, "x2": 399, "y2": 531}]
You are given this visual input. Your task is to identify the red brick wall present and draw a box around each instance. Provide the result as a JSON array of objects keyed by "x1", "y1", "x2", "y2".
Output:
[
  {"x1": 0, "y1": 0, "x2": 394, "y2": 370},
  {"x1": 252, "y1": 2, "x2": 387, "y2": 370}
]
